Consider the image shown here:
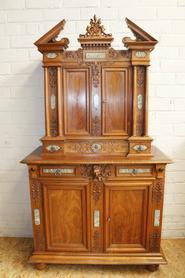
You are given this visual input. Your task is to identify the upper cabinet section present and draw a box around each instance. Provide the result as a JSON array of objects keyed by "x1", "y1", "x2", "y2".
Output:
[{"x1": 35, "y1": 16, "x2": 158, "y2": 158}]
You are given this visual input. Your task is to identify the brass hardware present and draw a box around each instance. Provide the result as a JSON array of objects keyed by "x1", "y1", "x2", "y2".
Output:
[
  {"x1": 85, "y1": 52, "x2": 106, "y2": 60},
  {"x1": 50, "y1": 94, "x2": 56, "y2": 110},
  {"x1": 107, "y1": 216, "x2": 111, "y2": 222},
  {"x1": 30, "y1": 168, "x2": 35, "y2": 172},
  {"x1": 94, "y1": 210, "x2": 100, "y2": 227},
  {"x1": 135, "y1": 51, "x2": 146, "y2": 58}
]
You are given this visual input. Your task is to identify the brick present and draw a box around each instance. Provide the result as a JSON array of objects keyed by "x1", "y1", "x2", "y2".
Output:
[
  {"x1": 26, "y1": 0, "x2": 58, "y2": 9},
  {"x1": 174, "y1": 99, "x2": 185, "y2": 111},
  {"x1": 43, "y1": 9, "x2": 80, "y2": 21},
  {"x1": 11, "y1": 62, "x2": 38, "y2": 74},
  {"x1": 0, "y1": 0, "x2": 25, "y2": 9},
  {"x1": 149, "y1": 97, "x2": 173, "y2": 111},
  {"x1": 7, "y1": 10, "x2": 43, "y2": 23},
  {"x1": 150, "y1": 73, "x2": 175, "y2": 85},
  {"x1": 0, "y1": 49, "x2": 29, "y2": 62},
  {"x1": 118, "y1": 8, "x2": 157, "y2": 20},
  {"x1": 0, "y1": 37, "x2": 9, "y2": 48},
  {"x1": 178, "y1": 0, "x2": 185, "y2": 6},
  {"x1": 156, "y1": 85, "x2": 185, "y2": 98},
  {"x1": 4, "y1": 23, "x2": 26, "y2": 35},
  {"x1": 11, "y1": 36, "x2": 35, "y2": 48},
  {"x1": 0, "y1": 63, "x2": 10, "y2": 74},
  {"x1": 81, "y1": 8, "x2": 118, "y2": 20},
  {"x1": 63, "y1": 0, "x2": 100, "y2": 7},
  {"x1": 157, "y1": 7, "x2": 185, "y2": 19},
  {"x1": 0, "y1": 12, "x2": 7, "y2": 23}
]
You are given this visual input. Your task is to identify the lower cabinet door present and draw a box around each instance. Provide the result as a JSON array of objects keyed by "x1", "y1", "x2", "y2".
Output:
[
  {"x1": 42, "y1": 181, "x2": 90, "y2": 252},
  {"x1": 105, "y1": 181, "x2": 151, "y2": 253}
]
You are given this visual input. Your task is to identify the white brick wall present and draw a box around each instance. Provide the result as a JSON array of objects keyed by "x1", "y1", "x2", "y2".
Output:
[{"x1": 0, "y1": 0, "x2": 184, "y2": 238}]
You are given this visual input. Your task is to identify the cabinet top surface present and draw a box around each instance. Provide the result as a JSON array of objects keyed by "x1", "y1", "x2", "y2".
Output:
[{"x1": 21, "y1": 146, "x2": 172, "y2": 165}]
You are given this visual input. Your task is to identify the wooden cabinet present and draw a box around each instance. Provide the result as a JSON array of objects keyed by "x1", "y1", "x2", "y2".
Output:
[{"x1": 21, "y1": 15, "x2": 172, "y2": 271}]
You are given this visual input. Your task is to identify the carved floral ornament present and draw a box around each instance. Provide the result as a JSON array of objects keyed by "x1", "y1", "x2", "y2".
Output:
[{"x1": 80, "y1": 15, "x2": 112, "y2": 38}]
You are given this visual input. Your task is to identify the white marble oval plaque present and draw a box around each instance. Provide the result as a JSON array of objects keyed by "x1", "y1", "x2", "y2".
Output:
[
  {"x1": 51, "y1": 94, "x2": 56, "y2": 110},
  {"x1": 91, "y1": 143, "x2": 102, "y2": 152},
  {"x1": 135, "y1": 51, "x2": 146, "y2": 58},
  {"x1": 137, "y1": 94, "x2": 143, "y2": 110},
  {"x1": 46, "y1": 145, "x2": 60, "y2": 152},
  {"x1": 133, "y1": 145, "x2": 147, "y2": 152},
  {"x1": 46, "y1": 52, "x2": 57, "y2": 59}
]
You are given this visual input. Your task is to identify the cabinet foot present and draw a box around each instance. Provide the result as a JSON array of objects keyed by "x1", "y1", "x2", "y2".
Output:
[
  {"x1": 146, "y1": 264, "x2": 159, "y2": 272},
  {"x1": 35, "y1": 263, "x2": 48, "y2": 270}
]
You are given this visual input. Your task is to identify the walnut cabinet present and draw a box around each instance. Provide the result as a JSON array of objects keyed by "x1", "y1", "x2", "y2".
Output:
[{"x1": 21, "y1": 16, "x2": 172, "y2": 271}]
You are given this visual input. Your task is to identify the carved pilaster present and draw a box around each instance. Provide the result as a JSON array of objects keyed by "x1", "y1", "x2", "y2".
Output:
[
  {"x1": 30, "y1": 180, "x2": 45, "y2": 252},
  {"x1": 48, "y1": 67, "x2": 58, "y2": 137},
  {"x1": 149, "y1": 232, "x2": 160, "y2": 252}
]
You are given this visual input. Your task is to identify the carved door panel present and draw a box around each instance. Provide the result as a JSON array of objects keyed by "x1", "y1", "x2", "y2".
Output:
[
  {"x1": 105, "y1": 181, "x2": 151, "y2": 253},
  {"x1": 63, "y1": 68, "x2": 90, "y2": 136},
  {"x1": 102, "y1": 67, "x2": 129, "y2": 136},
  {"x1": 43, "y1": 181, "x2": 90, "y2": 252}
]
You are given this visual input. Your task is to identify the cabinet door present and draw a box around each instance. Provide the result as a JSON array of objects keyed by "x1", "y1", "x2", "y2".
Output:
[
  {"x1": 102, "y1": 67, "x2": 129, "y2": 136},
  {"x1": 105, "y1": 181, "x2": 151, "y2": 253},
  {"x1": 43, "y1": 181, "x2": 90, "y2": 252}
]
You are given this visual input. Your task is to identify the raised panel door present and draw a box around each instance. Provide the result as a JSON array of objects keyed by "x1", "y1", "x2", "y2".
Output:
[
  {"x1": 102, "y1": 68, "x2": 128, "y2": 135},
  {"x1": 43, "y1": 181, "x2": 90, "y2": 252},
  {"x1": 63, "y1": 68, "x2": 90, "y2": 135},
  {"x1": 105, "y1": 181, "x2": 151, "y2": 252}
]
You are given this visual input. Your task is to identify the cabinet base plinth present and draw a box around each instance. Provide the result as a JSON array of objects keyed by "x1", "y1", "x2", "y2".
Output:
[{"x1": 28, "y1": 251, "x2": 167, "y2": 267}]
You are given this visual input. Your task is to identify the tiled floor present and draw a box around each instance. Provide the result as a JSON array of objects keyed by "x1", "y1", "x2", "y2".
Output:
[{"x1": 0, "y1": 238, "x2": 185, "y2": 277}]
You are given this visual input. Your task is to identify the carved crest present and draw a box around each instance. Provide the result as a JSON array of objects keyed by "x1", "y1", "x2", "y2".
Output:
[
  {"x1": 78, "y1": 15, "x2": 113, "y2": 49},
  {"x1": 82, "y1": 15, "x2": 111, "y2": 38}
]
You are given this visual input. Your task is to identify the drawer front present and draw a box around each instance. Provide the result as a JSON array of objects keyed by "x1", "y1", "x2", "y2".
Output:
[
  {"x1": 40, "y1": 165, "x2": 76, "y2": 177},
  {"x1": 116, "y1": 165, "x2": 154, "y2": 177}
]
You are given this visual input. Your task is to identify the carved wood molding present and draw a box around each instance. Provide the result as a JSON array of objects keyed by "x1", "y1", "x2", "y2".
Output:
[
  {"x1": 92, "y1": 230, "x2": 101, "y2": 251},
  {"x1": 152, "y1": 180, "x2": 163, "y2": 204},
  {"x1": 80, "y1": 15, "x2": 112, "y2": 38},
  {"x1": 34, "y1": 229, "x2": 45, "y2": 251},
  {"x1": 31, "y1": 182, "x2": 41, "y2": 201},
  {"x1": 136, "y1": 66, "x2": 145, "y2": 136},
  {"x1": 48, "y1": 67, "x2": 58, "y2": 137},
  {"x1": 80, "y1": 164, "x2": 111, "y2": 201},
  {"x1": 150, "y1": 232, "x2": 160, "y2": 252}
]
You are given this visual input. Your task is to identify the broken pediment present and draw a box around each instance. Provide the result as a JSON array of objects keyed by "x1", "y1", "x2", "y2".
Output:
[
  {"x1": 34, "y1": 19, "x2": 69, "y2": 53},
  {"x1": 123, "y1": 18, "x2": 158, "y2": 50}
]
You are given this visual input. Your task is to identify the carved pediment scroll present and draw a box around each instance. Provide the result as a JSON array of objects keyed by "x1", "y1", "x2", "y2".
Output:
[{"x1": 78, "y1": 15, "x2": 113, "y2": 49}]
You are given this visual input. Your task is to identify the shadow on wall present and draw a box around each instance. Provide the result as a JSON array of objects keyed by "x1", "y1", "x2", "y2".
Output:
[{"x1": 0, "y1": 62, "x2": 45, "y2": 237}]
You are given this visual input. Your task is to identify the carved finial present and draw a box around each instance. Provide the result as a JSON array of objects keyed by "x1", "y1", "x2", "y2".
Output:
[{"x1": 81, "y1": 15, "x2": 112, "y2": 38}]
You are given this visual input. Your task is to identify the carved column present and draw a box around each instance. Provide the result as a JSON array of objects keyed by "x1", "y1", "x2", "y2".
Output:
[
  {"x1": 149, "y1": 164, "x2": 166, "y2": 252},
  {"x1": 28, "y1": 166, "x2": 46, "y2": 251},
  {"x1": 80, "y1": 164, "x2": 111, "y2": 252}
]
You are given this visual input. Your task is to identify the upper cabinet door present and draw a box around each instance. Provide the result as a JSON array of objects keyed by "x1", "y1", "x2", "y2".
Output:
[
  {"x1": 105, "y1": 181, "x2": 151, "y2": 253},
  {"x1": 63, "y1": 68, "x2": 90, "y2": 136},
  {"x1": 43, "y1": 181, "x2": 90, "y2": 252},
  {"x1": 102, "y1": 68, "x2": 129, "y2": 136}
]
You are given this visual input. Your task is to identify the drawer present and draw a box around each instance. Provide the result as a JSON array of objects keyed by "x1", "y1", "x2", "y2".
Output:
[
  {"x1": 116, "y1": 165, "x2": 154, "y2": 177},
  {"x1": 40, "y1": 165, "x2": 76, "y2": 177}
]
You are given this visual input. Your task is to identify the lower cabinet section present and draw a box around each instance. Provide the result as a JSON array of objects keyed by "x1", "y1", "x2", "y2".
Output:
[{"x1": 28, "y1": 163, "x2": 167, "y2": 270}]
